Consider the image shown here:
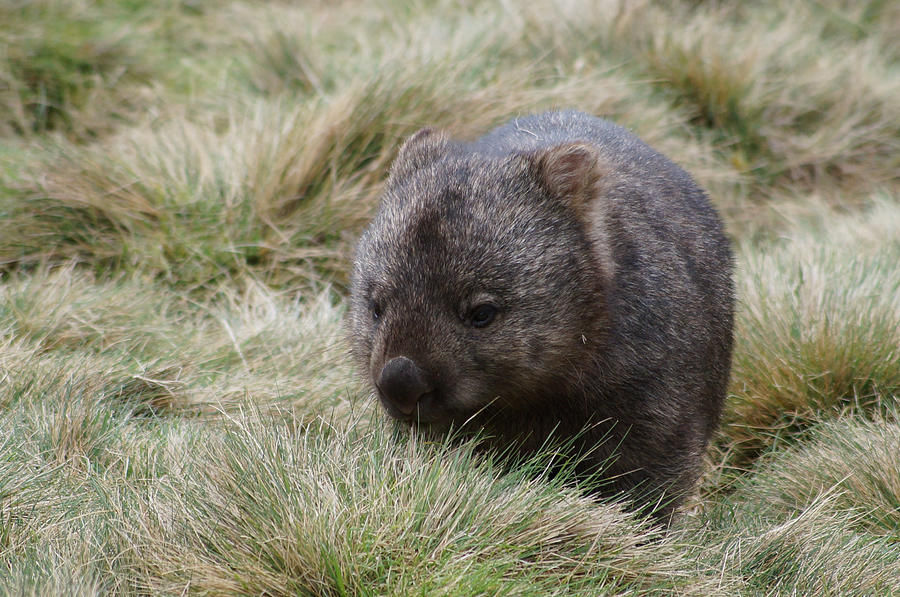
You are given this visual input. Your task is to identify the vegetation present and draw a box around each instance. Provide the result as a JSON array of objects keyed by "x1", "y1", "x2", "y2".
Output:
[{"x1": 1, "y1": 0, "x2": 897, "y2": 593}]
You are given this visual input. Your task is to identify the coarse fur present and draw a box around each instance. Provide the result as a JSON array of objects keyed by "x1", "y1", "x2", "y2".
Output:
[{"x1": 349, "y1": 110, "x2": 735, "y2": 521}]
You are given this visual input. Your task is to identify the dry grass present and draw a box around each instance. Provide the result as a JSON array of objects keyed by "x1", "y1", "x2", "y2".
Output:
[
  {"x1": 737, "y1": 413, "x2": 900, "y2": 535},
  {"x1": 100, "y1": 416, "x2": 721, "y2": 595},
  {"x1": 0, "y1": 266, "x2": 358, "y2": 418},
  {"x1": 718, "y1": 199, "x2": 900, "y2": 470}
]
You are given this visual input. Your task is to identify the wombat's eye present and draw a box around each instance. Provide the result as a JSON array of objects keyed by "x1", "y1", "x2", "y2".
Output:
[
  {"x1": 370, "y1": 299, "x2": 382, "y2": 321},
  {"x1": 470, "y1": 304, "x2": 497, "y2": 328}
]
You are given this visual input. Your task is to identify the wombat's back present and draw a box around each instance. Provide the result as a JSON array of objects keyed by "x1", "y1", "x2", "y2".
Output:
[{"x1": 470, "y1": 111, "x2": 687, "y2": 183}]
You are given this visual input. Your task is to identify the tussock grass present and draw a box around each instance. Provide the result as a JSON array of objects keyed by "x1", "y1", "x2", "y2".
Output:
[
  {"x1": 720, "y1": 198, "x2": 900, "y2": 467},
  {"x1": 693, "y1": 414, "x2": 900, "y2": 594},
  {"x1": 103, "y1": 415, "x2": 718, "y2": 595},
  {"x1": 2, "y1": 0, "x2": 899, "y2": 593},
  {"x1": 0, "y1": 0, "x2": 207, "y2": 141},
  {"x1": 698, "y1": 496, "x2": 900, "y2": 595},
  {"x1": 628, "y1": 2, "x2": 900, "y2": 197},
  {"x1": 0, "y1": 267, "x2": 357, "y2": 416},
  {"x1": 1, "y1": 0, "x2": 728, "y2": 285},
  {"x1": 734, "y1": 413, "x2": 900, "y2": 535}
]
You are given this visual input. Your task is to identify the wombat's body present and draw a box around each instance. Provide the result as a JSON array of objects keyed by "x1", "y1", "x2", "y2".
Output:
[{"x1": 349, "y1": 111, "x2": 734, "y2": 520}]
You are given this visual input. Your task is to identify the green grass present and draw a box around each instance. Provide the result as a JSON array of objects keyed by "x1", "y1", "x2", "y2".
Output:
[
  {"x1": 719, "y1": 198, "x2": 900, "y2": 469},
  {"x1": 0, "y1": 0, "x2": 209, "y2": 141},
  {"x1": 1, "y1": 0, "x2": 899, "y2": 594}
]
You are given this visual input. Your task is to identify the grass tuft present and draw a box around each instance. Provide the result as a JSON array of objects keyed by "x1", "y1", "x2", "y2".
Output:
[
  {"x1": 105, "y1": 414, "x2": 719, "y2": 595},
  {"x1": 735, "y1": 413, "x2": 900, "y2": 535},
  {"x1": 720, "y1": 198, "x2": 900, "y2": 467},
  {"x1": 0, "y1": 0, "x2": 207, "y2": 141}
]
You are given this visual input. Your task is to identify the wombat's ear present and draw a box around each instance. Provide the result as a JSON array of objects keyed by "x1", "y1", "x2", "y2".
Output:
[
  {"x1": 388, "y1": 127, "x2": 452, "y2": 181},
  {"x1": 532, "y1": 142, "x2": 604, "y2": 216}
]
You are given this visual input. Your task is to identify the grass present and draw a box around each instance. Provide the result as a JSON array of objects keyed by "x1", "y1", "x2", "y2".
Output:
[
  {"x1": 1, "y1": 0, "x2": 898, "y2": 594},
  {"x1": 0, "y1": 0, "x2": 208, "y2": 141},
  {"x1": 720, "y1": 198, "x2": 900, "y2": 468}
]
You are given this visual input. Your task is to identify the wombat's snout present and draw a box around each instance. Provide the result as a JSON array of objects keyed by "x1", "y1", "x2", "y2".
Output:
[{"x1": 377, "y1": 356, "x2": 435, "y2": 417}]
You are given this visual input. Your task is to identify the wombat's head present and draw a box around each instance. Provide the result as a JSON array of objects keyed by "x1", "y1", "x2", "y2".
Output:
[{"x1": 349, "y1": 127, "x2": 610, "y2": 428}]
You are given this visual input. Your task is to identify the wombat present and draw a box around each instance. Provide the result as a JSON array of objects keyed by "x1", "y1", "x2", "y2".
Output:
[{"x1": 349, "y1": 110, "x2": 734, "y2": 521}]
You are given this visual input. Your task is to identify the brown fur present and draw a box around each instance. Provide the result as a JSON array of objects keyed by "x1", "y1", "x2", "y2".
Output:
[{"x1": 348, "y1": 111, "x2": 734, "y2": 521}]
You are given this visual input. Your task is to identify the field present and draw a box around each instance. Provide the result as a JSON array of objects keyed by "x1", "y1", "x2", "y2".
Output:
[{"x1": 1, "y1": 0, "x2": 899, "y2": 594}]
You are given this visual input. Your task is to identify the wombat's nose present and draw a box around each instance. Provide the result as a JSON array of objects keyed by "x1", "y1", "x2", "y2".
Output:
[{"x1": 377, "y1": 356, "x2": 433, "y2": 416}]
